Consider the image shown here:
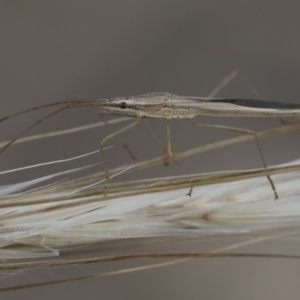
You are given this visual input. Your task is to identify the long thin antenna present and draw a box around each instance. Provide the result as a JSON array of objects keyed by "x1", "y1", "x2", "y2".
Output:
[
  {"x1": 0, "y1": 106, "x2": 68, "y2": 155},
  {"x1": 0, "y1": 99, "x2": 105, "y2": 156},
  {"x1": 0, "y1": 98, "x2": 105, "y2": 124},
  {"x1": 0, "y1": 101, "x2": 66, "y2": 123}
]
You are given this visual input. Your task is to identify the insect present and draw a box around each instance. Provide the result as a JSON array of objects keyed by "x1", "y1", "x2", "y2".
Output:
[{"x1": 2, "y1": 90, "x2": 300, "y2": 199}]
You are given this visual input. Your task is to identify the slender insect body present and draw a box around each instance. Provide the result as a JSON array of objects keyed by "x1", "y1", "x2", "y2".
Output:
[
  {"x1": 2, "y1": 89, "x2": 300, "y2": 199},
  {"x1": 92, "y1": 92, "x2": 300, "y2": 119},
  {"x1": 61, "y1": 92, "x2": 300, "y2": 119}
]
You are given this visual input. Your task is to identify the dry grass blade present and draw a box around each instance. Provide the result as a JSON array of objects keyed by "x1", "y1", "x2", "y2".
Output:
[
  {"x1": 1, "y1": 252, "x2": 300, "y2": 292},
  {"x1": 1, "y1": 116, "x2": 300, "y2": 292}
]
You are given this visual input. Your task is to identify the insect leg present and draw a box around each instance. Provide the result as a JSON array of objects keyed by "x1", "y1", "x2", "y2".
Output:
[
  {"x1": 166, "y1": 120, "x2": 173, "y2": 158},
  {"x1": 164, "y1": 119, "x2": 195, "y2": 196},
  {"x1": 162, "y1": 71, "x2": 245, "y2": 197},
  {"x1": 164, "y1": 119, "x2": 175, "y2": 165},
  {"x1": 119, "y1": 137, "x2": 137, "y2": 161},
  {"x1": 208, "y1": 70, "x2": 240, "y2": 98},
  {"x1": 100, "y1": 119, "x2": 141, "y2": 181},
  {"x1": 185, "y1": 70, "x2": 242, "y2": 196},
  {"x1": 98, "y1": 112, "x2": 137, "y2": 161},
  {"x1": 191, "y1": 120, "x2": 278, "y2": 199}
]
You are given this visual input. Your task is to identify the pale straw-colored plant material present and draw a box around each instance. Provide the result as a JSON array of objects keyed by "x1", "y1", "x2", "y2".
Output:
[{"x1": 1, "y1": 118, "x2": 300, "y2": 291}]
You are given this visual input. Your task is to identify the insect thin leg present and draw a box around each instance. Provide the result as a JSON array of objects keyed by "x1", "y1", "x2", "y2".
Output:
[
  {"x1": 165, "y1": 120, "x2": 194, "y2": 196},
  {"x1": 181, "y1": 70, "x2": 242, "y2": 196},
  {"x1": 208, "y1": 70, "x2": 240, "y2": 98},
  {"x1": 98, "y1": 112, "x2": 136, "y2": 161},
  {"x1": 0, "y1": 106, "x2": 69, "y2": 156},
  {"x1": 165, "y1": 70, "x2": 242, "y2": 196},
  {"x1": 119, "y1": 138, "x2": 137, "y2": 161},
  {"x1": 252, "y1": 134, "x2": 278, "y2": 199},
  {"x1": 191, "y1": 120, "x2": 278, "y2": 199},
  {"x1": 166, "y1": 120, "x2": 173, "y2": 158},
  {"x1": 100, "y1": 119, "x2": 141, "y2": 181}
]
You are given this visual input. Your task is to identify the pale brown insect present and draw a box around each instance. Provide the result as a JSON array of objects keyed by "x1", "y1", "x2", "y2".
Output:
[{"x1": 2, "y1": 76, "x2": 300, "y2": 198}]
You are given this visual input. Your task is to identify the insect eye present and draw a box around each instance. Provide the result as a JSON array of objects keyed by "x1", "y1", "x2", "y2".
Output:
[{"x1": 119, "y1": 102, "x2": 128, "y2": 109}]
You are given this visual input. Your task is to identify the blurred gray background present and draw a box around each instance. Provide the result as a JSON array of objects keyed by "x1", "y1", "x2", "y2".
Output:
[{"x1": 1, "y1": 1, "x2": 300, "y2": 299}]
